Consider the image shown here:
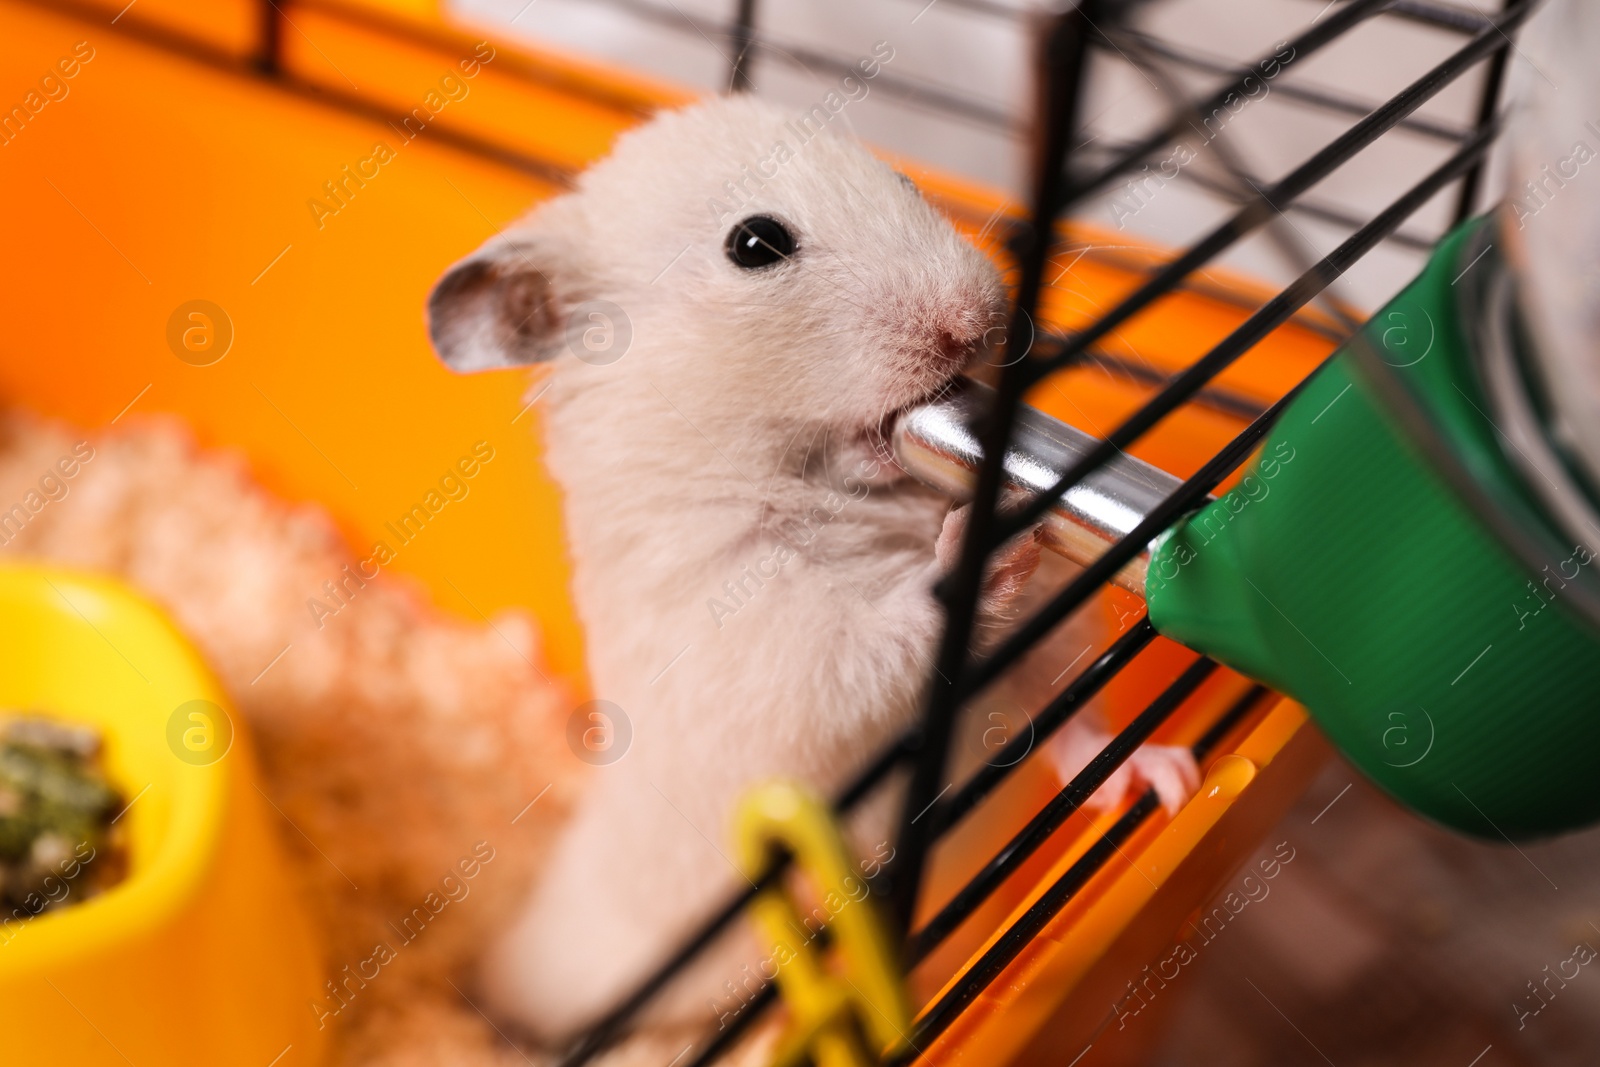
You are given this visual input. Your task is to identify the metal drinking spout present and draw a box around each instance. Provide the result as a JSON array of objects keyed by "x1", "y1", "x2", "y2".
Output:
[{"x1": 890, "y1": 378, "x2": 1192, "y2": 597}]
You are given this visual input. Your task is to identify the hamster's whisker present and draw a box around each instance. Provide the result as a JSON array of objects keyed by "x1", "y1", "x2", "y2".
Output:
[
  {"x1": 755, "y1": 406, "x2": 846, "y2": 542},
  {"x1": 699, "y1": 300, "x2": 843, "y2": 313},
  {"x1": 973, "y1": 199, "x2": 1017, "y2": 246},
  {"x1": 798, "y1": 421, "x2": 829, "y2": 482},
  {"x1": 776, "y1": 328, "x2": 861, "y2": 342},
  {"x1": 759, "y1": 418, "x2": 819, "y2": 522},
  {"x1": 819, "y1": 248, "x2": 877, "y2": 302},
  {"x1": 782, "y1": 255, "x2": 871, "y2": 313}
]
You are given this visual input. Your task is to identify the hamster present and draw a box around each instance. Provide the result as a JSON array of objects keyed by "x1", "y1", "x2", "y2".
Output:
[{"x1": 425, "y1": 94, "x2": 1198, "y2": 1043}]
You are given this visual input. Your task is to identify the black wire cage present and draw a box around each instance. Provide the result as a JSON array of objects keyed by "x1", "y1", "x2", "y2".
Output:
[
  {"x1": 13, "y1": 0, "x2": 1524, "y2": 1059},
  {"x1": 544, "y1": 1, "x2": 1526, "y2": 1065}
]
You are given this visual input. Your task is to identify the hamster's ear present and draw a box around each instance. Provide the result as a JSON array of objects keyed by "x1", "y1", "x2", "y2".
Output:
[{"x1": 427, "y1": 237, "x2": 563, "y2": 373}]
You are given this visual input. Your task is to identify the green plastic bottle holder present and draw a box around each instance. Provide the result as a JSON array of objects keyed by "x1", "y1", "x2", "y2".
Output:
[{"x1": 1147, "y1": 214, "x2": 1600, "y2": 839}]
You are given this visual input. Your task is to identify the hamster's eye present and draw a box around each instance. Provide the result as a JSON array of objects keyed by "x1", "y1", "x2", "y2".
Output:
[{"x1": 726, "y1": 216, "x2": 795, "y2": 269}]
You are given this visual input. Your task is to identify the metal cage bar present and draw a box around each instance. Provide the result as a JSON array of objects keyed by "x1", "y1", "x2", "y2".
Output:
[
  {"x1": 904, "y1": 655, "x2": 1222, "y2": 964},
  {"x1": 887, "y1": 0, "x2": 1108, "y2": 946}
]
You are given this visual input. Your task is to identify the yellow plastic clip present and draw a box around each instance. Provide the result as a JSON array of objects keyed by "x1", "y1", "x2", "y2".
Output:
[{"x1": 733, "y1": 781, "x2": 912, "y2": 1067}]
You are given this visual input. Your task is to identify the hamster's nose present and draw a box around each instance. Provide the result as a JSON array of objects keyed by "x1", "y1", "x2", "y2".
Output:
[{"x1": 935, "y1": 329, "x2": 976, "y2": 368}]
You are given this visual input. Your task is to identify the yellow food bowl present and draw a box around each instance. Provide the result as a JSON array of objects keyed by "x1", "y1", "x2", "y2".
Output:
[{"x1": 0, "y1": 565, "x2": 328, "y2": 1066}]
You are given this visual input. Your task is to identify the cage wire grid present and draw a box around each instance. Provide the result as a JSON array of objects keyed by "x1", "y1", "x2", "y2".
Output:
[
  {"x1": 35, "y1": 0, "x2": 1525, "y2": 1060},
  {"x1": 467, "y1": 0, "x2": 1508, "y2": 299},
  {"x1": 545, "y1": 2, "x2": 1524, "y2": 1066}
]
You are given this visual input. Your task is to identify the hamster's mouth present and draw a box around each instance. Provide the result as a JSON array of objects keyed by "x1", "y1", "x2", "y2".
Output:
[{"x1": 865, "y1": 374, "x2": 970, "y2": 474}]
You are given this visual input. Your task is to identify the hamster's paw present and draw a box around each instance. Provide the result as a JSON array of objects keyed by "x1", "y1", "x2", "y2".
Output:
[
  {"x1": 983, "y1": 526, "x2": 1043, "y2": 618},
  {"x1": 936, "y1": 505, "x2": 1042, "y2": 618},
  {"x1": 1121, "y1": 743, "x2": 1202, "y2": 816},
  {"x1": 933, "y1": 504, "x2": 973, "y2": 573},
  {"x1": 1045, "y1": 722, "x2": 1201, "y2": 817}
]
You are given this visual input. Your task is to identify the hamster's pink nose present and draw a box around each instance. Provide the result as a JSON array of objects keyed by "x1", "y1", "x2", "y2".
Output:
[{"x1": 935, "y1": 329, "x2": 975, "y2": 368}]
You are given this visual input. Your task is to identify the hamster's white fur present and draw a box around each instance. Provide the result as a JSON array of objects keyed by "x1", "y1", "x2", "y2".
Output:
[{"x1": 426, "y1": 95, "x2": 1197, "y2": 1043}]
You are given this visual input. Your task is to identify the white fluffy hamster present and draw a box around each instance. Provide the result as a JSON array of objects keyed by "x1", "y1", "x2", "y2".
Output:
[{"x1": 426, "y1": 94, "x2": 1198, "y2": 1044}]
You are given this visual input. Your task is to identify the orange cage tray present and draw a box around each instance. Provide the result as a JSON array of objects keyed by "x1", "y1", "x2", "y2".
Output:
[{"x1": 0, "y1": 2, "x2": 1330, "y2": 1065}]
